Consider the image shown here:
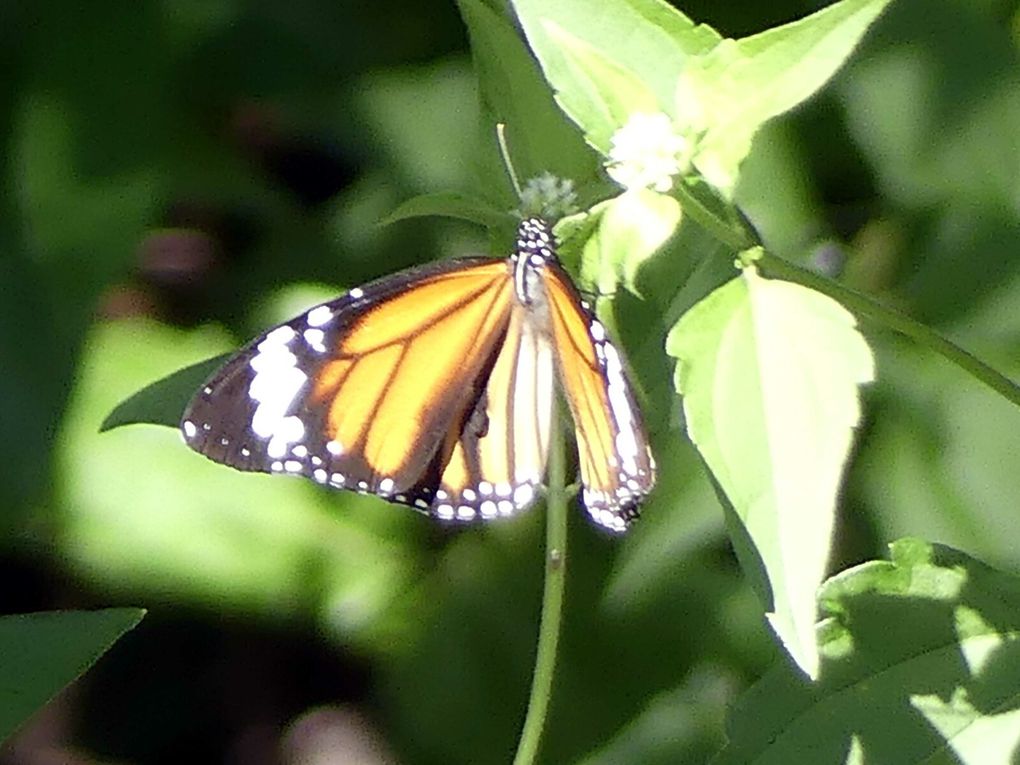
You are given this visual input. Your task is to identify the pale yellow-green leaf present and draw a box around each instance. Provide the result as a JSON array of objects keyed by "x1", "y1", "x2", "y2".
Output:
[
  {"x1": 542, "y1": 20, "x2": 661, "y2": 153},
  {"x1": 911, "y1": 690, "x2": 1020, "y2": 763},
  {"x1": 680, "y1": 0, "x2": 894, "y2": 196},
  {"x1": 578, "y1": 189, "x2": 682, "y2": 296},
  {"x1": 666, "y1": 268, "x2": 874, "y2": 677}
]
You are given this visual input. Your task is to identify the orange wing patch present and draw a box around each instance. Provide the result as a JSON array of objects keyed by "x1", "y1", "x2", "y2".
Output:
[{"x1": 310, "y1": 261, "x2": 514, "y2": 488}]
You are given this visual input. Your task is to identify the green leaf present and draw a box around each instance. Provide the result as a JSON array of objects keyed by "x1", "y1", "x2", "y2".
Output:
[
  {"x1": 666, "y1": 268, "x2": 874, "y2": 677},
  {"x1": 101, "y1": 353, "x2": 229, "y2": 431},
  {"x1": 102, "y1": 283, "x2": 344, "y2": 432},
  {"x1": 457, "y1": 0, "x2": 597, "y2": 196},
  {"x1": 512, "y1": 0, "x2": 720, "y2": 126},
  {"x1": 715, "y1": 539, "x2": 1020, "y2": 764},
  {"x1": 577, "y1": 189, "x2": 681, "y2": 297},
  {"x1": 380, "y1": 191, "x2": 509, "y2": 229},
  {"x1": 0, "y1": 608, "x2": 144, "y2": 745},
  {"x1": 682, "y1": 0, "x2": 894, "y2": 196},
  {"x1": 540, "y1": 21, "x2": 660, "y2": 153}
]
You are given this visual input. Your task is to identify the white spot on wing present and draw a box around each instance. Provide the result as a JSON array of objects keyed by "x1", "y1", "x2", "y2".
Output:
[
  {"x1": 306, "y1": 305, "x2": 334, "y2": 327},
  {"x1": 266, "y1": 416, "x2": 304, "y2": 459},
  {"x1": 183, "y1": 420, "x2": 197, "y2": 439},
  {"x1": 249, "y1": 325, "x2": 308, "y2": 459},
  {"x1": 513, "y1": 483, "x2": 534, "y2": 508},
  {"x1": 303, "y1": 328, "x2": 326, "y2": 353},
  {"x1": 601, "y1": 342, "x2": 640, "y2": 476}
]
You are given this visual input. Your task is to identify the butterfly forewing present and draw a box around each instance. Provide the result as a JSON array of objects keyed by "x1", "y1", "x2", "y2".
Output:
[
  {"x1": 182, "y1": 257, "x2": 516, "y2": 512},
  {"x1": 541, "y1": 262, "x2": 655, "y2": 532}
]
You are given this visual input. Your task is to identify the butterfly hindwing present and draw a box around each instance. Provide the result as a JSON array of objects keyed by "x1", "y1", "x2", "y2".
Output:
[{"x1": 428, "y1": 299, "x2": 555, "y2": 521}]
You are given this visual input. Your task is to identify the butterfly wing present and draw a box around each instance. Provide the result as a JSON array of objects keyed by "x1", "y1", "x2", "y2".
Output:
[
  {"x1": 541, "y1": 262, "x2": 655, "y2": 532},
  {"x1": 182, "y1": 257, "x2": 527, "y2": 517},
  {"x1": 429, "y1": 299, "x2": 555, "y2": 521},
  {"x1": 183, "y1": 216, "x2": 654, "y2": 530}
]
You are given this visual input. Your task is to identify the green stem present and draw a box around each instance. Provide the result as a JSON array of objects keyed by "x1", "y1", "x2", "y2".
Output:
[
  {"x1": 674, "y1": 176, "x2": 1020, "y2": 408},
  {"x1": 674, "y1": 179, "x2": 754, "y2": 252},
  {"x1": 758, "y1": 251, "x2": 1020, "y2": 407},
  {"x1": 513, "y1": 406, "x2": 568, "y2": 765}
]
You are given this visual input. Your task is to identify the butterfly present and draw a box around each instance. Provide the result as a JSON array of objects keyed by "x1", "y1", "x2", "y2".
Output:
[{"x1": 180, "y1": 217, "x2": 655, "y2": 532}]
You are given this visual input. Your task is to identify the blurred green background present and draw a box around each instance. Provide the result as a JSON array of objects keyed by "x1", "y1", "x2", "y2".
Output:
[{"x1": 2, "y1": 0, "x2": 1020, "y2": 763}]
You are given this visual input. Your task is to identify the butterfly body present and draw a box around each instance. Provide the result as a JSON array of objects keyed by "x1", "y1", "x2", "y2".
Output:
[{"x1": 182, "y1": 218, "x2": 654, "y2": 532}]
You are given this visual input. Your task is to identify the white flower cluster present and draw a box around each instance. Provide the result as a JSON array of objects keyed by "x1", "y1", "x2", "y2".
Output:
[{"x1": 605, "y1": 112, "x2": 690, "y2": 193}]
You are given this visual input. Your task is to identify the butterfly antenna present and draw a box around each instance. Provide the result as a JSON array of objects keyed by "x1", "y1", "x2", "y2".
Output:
[{"x1": 496, "y1": 123, "x2": 525, "y2": 202}]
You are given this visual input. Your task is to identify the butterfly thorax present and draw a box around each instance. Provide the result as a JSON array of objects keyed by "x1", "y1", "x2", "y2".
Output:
[{"x1": 511, "y1": 217, "x2": 558, "y2": 306}]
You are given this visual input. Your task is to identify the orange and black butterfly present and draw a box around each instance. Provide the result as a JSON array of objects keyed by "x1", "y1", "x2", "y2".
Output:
[{"x1": 181, "y1": 217, "x2": 654, "y2": 532}]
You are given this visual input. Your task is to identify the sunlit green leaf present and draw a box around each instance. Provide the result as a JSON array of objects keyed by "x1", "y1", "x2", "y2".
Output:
[
  {"x1": 540, "y1": 22, "x2": 661, "y2": 153},
  {"x1": 0, "y1": 609, "x2": 144, "y2": 745},
  {"x1": 682, "y1": 0, "x2": 894, "y2": 196},
  {"x1": 512, "y1": 0, "x2": 720, "y2": 123},
  {"x1": 667, "y1": 268, "x2": 874, "y2": 677},
  {"x1": 577, "y1": 189, "x2": 681, "y2": 296},
  {"x1": 716, "y1": 539, "x2": 1020, "y2": 764}
]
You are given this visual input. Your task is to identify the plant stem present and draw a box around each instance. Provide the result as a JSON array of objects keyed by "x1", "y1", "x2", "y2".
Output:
[
  {"x1": 675, "y1": 176, "x2": 1020, "y2": 408},
  {"x1": 758, "y1": 251, "x2": 1020, "y2": 407},
  {"x1": 674, "y1": 180, "x2": 754, "y2": 251},
  {"x1": 513, "y1": 407, "x2": 568, "y2": 765}
]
